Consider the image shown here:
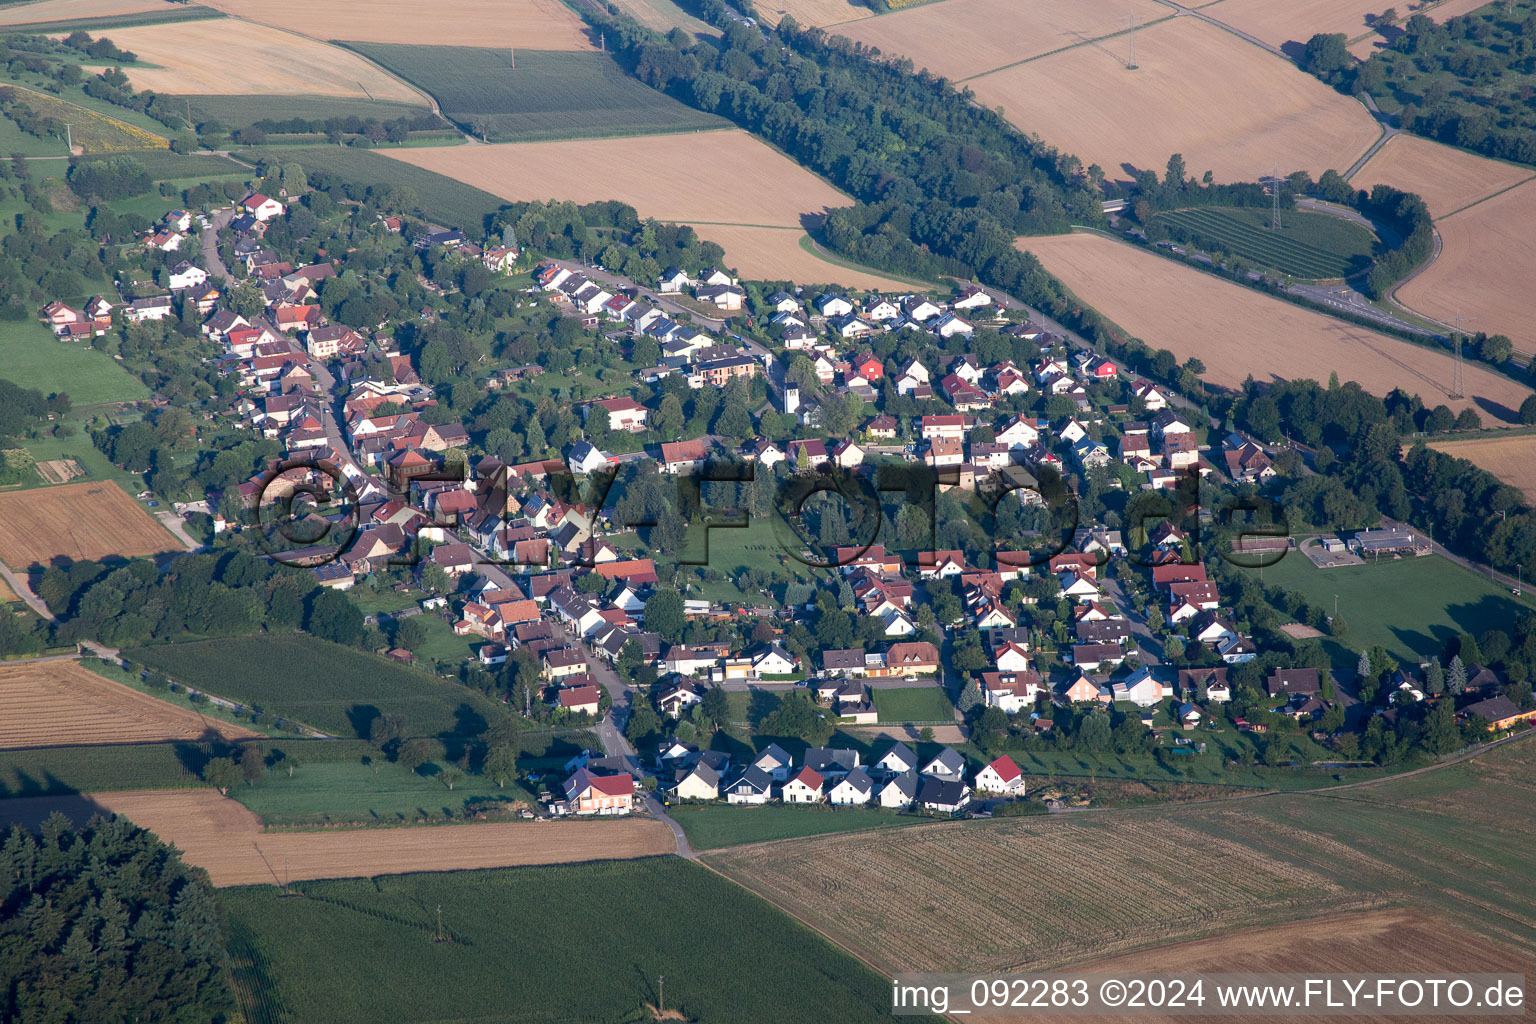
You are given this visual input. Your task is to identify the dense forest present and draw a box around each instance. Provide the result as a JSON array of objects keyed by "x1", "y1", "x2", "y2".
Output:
[
  {"x1": 0, "y1": 814, "x2": 233, "y2": 1023},
  {"x1": 1303, "y1": 1, "x2": 1536, "y2": 167}
]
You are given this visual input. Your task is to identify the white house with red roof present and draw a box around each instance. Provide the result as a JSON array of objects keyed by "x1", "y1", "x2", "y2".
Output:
[
  {"x1": 975, "y1": 755, "x2": 1025, "y2": 796},
  {"x1": 563, "y1": 769, "x2": 634, "y2": 815},
  {"x1": 241, "y1": 192, "x2": 286, "y2": 221},
  {"x1": 782, "y1": 766, "x2": 824, "y2": 803}
]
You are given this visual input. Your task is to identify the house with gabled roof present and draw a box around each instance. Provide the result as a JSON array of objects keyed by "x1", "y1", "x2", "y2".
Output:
[
  {"x1": 725, "y1": 766, "x2": 773, "y2": 804},
  {"x1": 827, "y1": 766, "x2": 875, "y2": 805},
  {"x1": 750, "y1": 743, "x2": 793, "y2": 781},
  {"x1": 975, "y1": 755, "x2": 1025, "y2": 796},
  {"x1": 782, "y1": 766, "x2": 824, "y2": 803},
  {"x1": 922, "y1": 747, "x2": 966, "y2": 780},
  {"x1": 877, "y1": 769, "x2": 920, "y2": 809},
  {"x1": 918, "y1": 776, "x2": 970, "y2": 814}
]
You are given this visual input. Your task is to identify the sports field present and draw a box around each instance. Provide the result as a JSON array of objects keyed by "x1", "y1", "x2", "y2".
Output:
[
  {"x1": 0, "y1": 660, "x2": 259, "y2": 749},
  {"x1": 1428, "y1": 434, "x2": 1536, "y2": 504},
  {"x1": 707, "y1": 740, "x2": 1536, "y2": 974},
  {"x1": 1256, "y1": 551, "x2": 1536, "y2": 667},
  {"x1": 346, "y1": 45, "x2": 727, "y2": 141},
  {"x1": 386, "y1": 130, "x2": 849, "y2": 227},
  {"x1": 1023, "y1": 232, "x2": 1533, "y2": 421},
  {"x1": 221, "y1": 860, "x2": 901, "y2": 1024},
  {"x1": 1154, "y1": 205, "x2": 1376, "y2": 279},
  {"x1": 200, "y1": 0, "x2": 593, "y2": 48},
  {"x1": 0, "y1": 319, "x2": 148, "y2": 406},
  {"x1": 966, "y1": 17, "x2": 1377, "y2": 183},
  {"x1": 832, "y1": 0, "x2": 1165, "y2": 82},
  {"x1": 1351, "y1": 134, "x2": 1534, "y2": 218},
  {"x1": 0, "y1": 481, "x2": 179, "y2": 569},
  {"x1": 82, "y1": 20, "x2": 425, "y2": 102},
  {"x1": 1396, "y1": 179, "x2": 1536, "y2": 358},
  {"x1": 126, "y1": 634, "x2": 516, "y2": 740}
]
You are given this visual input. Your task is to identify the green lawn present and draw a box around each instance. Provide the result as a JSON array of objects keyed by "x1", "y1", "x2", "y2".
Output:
[
  {"x1": 229, "y1": 758, "x2": 534, "y2": 827},
  {"x1": 237, "y1": 146, "x2": 505, "y2": 233},
  {"x1": 126, "y1": 634, "x2": 518, "y2": 741},
  {"x1": 1154, "y1": 206, "x2": 1378, "y2": 279},
  {"x1": 185, "y1": 94, "x2": 431, "y2": 130},
  {"x1": 343, "y1": 45, "x2": 728, "y2": 142},
  {"x1": 1252, "y1": 551, "x2": 1536, "y2": 670},
  {"x1": 0, "y1": 319, "x2": 148, "y2": 407},
  {"x1": 0, "y1": 113, "x2": 72, "y2": 156},
  {"x1": 668, "y1": 802, "x2": 922, "y2": 850},
  {"x1": 872, "y1": 685, "x2": 956, "y2": 724},
  {"x1": 10, "y1": 431, "x2": 148, "y2": 493},
  {"x1": 223, "y1": 859, "x2": 923, "y2": 1024}
]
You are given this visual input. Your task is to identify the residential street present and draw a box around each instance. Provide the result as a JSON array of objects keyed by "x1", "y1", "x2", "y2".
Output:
[{"x1": 201, "y1": 208, "x2": 234, "y2": 284}]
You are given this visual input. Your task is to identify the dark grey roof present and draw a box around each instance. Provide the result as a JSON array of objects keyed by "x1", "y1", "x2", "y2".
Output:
[{"x1": 919, "y1": 777, "x2": 969, "y2": 806}]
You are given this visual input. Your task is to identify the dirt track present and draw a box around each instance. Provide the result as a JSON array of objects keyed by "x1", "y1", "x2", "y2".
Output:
[{"x1": 0, "y1": 789, "x2": 676, "y2": 886}]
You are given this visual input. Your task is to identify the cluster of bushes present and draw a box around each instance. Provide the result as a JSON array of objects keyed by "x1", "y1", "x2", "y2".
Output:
[{"x1": 66, "y1": 154, "x2": 152, "y2": 200}]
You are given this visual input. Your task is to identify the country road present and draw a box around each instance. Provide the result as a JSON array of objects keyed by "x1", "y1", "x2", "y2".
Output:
[{"x1": 0, "y1": 563, "x2": 53, "y2": 621}]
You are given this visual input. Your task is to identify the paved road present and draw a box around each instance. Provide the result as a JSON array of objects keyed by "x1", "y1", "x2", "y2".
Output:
[
  {"x1": 0, "y1": 563, "x2": 53, "y2": 621},
  {"x1": 1344, "y1": 92, "x2": 1403, "y2": 180},
  {"x1": 1101, "y1": 573, "x2": 1163, "y2": 662},
  {"x1": 201, "y1": 208, "x2": 235, "y2": 285},
  {"x1": 154, "y1": 509, "x2": 202, "y2": 551}
]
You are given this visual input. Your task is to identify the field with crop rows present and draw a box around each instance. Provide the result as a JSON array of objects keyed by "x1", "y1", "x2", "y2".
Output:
[
  {"x1": 0, "y1": 481, "x2": 179, "y2": 569},
  {"x1": 347, "y1": 45, "x2": 727, "y2": 142},
  {"x1": 75, "y1": 148, "x2": 248, "y2": 180},
  {"x1": 0, "y1": 0, "x2": 178, "y2": 26},
  {"x1": 201, "y1": 0, "x2": 593, "y2": 48},
  {"x1": 126, "y1": 634, "x2": 515, "y2": 740},
  {"x1": 222, "y1": 859, "x2": 906, "y2": 1024},
  {"x1": 668, "y1": 803, "x2": 923, "y2": 850},
  {"x1": 0, "y1": 660, "x2": 259, "y2": 749},
  {"x1": 1155, "y1": 206, "x2": 1376, "y2": 279},
  {"x1": 709, "y1": 738, "x2": 1536, "y2": 975},
  {"x1": 184, "y1": 95, "x2": 432, "y2": 131},
  {"x1": 239, "y1": 146, "x2": 503, "y2": 232}
]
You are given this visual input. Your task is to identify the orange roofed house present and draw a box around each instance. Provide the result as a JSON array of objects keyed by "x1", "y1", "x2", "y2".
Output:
[{"x1": 562, "y1": 769, "x2": 634, "y2": 815}]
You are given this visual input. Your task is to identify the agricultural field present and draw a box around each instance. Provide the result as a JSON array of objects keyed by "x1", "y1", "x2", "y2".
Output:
[
  {"x1": 125, "y1": 634, "x2": 517, "y2": 740},
  {"x1": 0, "y1": 85, "x2": 165, "y2": 151},
  {"x1": 0, "y1": 0, "x2": 173, "y2": 26},
  {"x1": 966, "y1": 17, "x2": 1378, "y2": 184},
  {"x1": 755, "y1": 0, "x2": 872, "y2": 28},
  {"x1": 199, "y1": 0, "x2": 594, "y2": 48},
  {"x1": 183, "y1": 95, "x2": 434, "y2": 131},
  {"x1": 221, "y1": 860, "x2": 908, "y2": 1024},
  {"x1": 1022, "y1": 232, "x2": 1533, "y2": 421},
  {"x1": 696, "y1": 224, "x2": 917, "y2": 288},
  {"x1": 0, "y1": 318, "x2": 149, "y2": 406},
  {"x1": 1154, "y1": 205, "x2": 1377, "y2": 279},
  {"x1": 608, "y1": 0, "x2": 715, "y2": 36},
  {"x1": 668, "y1": 803, "x2": 922, "y2": 850},
  {"x1": 1396, "y1": 179, "x2": 1536, "y2": 358},
  {"x1": 242, "y1": 146, "x2": 504, "y2": 233},
  {"x1": 0, "y1": 787, "x2": 677, "y2": 884},
  {"x1": 707, "y1": 738, "x2": 1536, "y2": 975},
  {"x1": 0, "y1": 660, "x2": 259, "y2": 749},
  {"x1": 1429, "y1": 433, "x2": 1536, "y2": 503},
  {"x1": 1255, "y1": 551, "x2": 1536, "y2": 670},
  {"x1": 1350, "y1": 133, "x2": 1534, "y2": 218},
  {"x1": 346, "y1": 45, "x2": 727, "y2": 142},
  {"x1": 386, "y1": 129, "x2": 850, "y2": 228},
  {"x1": 82, "y1": 21, "x2": 425, "y2": 103},
  {"x1": 832, "y1": 0, "x2": 1166, "y2": 83},
  {"x1": 0, "y1": 481, "x2": 179, "y2": 569},
  {"x1": 871, "y1": 684, "x2": 956, "y2": 724},
  {"x1": 1344, "y1": 0, "x2": 1495, "y2": 58},
  {"x1": 0, "y1": 740, "x2": 203, "y2": 795},
  {"x1": 75, "y1": 148, "x2": 248, "y2": 181}
]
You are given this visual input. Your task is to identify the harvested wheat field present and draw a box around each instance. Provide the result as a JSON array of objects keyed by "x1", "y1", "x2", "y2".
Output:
[
  {"x1": 1025, "y1": 233, "x2": 1531, "y2": 420},
  {"x1": 389, "y1": 130, "x2": 853, "y2": 238},
  {"x1": 66, "y1": 789, "x2": 675, "y2": 885},
  {"x1": 1009, "y1": 910, "x2": 1534, "y2": 1024},
  {"x1": 0, "y1": 481, "x2": 180, "y2": 569},
  {"x1": 967, "y1": 17, "x2": 1377, "y2": 183},
  {"x1": 1200, "y1": 0, "x2": 1401, "y2": 52},
  {"x1": 202, "y1": 0, "x2": 591, "y2": 47},
  {"x1": 834, "y1": 0, "x2": 1166, "y2": 82},
  {"x1": 1397, "y1": 180, "x2": 1536, "y2": 357},
  {"x1": 1352, "y1": 134, "x2": 1533, "y2": 218},
  {"x1": 709, "y1": 814, "x2": 1375, "y2": 974},
  {"x1": 0, "y1": 0, "x2": 171, "y2": 25},
  {"x1": 695, "y1": 225, "x2": 916, "y2": 288},
  {"x1": 77, "y1": 21, "x2": 424, "y2": 100},
  {"x1": 0, "y1": 661, "x2": 258, "y2": 749},
  {"x1": 1428, "y1": 435, "x2": 1536, "y2": 503},
  {"x1": 755, "y1": 0, "x2": 871, "y2": 28}
]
